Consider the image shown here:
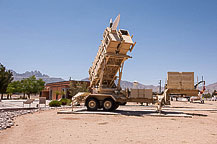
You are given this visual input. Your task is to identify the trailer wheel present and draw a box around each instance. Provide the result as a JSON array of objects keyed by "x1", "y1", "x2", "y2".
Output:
[
  {"x1": 171, "y1": 97, "x2": 173, "y2": 101},
  {"x1": 86, "y1": 97, "x2": 99, "y2": 111},
  {"x1": 113, "y1": 102, "x2": 120, "y2": 110},
  {"x1": 103, "y1": 98, "x2": 115, "y2": 111},
  {"x1": 187, "y1": 98, "x2": 190, "y2": 101}
]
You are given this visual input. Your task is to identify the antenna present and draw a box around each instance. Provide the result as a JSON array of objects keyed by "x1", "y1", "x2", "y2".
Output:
[{"x1": 165, "y1": 78, "x2": 167, "y2": 90}]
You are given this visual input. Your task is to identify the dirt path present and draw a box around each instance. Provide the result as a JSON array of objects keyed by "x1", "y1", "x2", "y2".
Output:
[{"x1": 0, "y1": 101, "x2": 217, "y2": 144}]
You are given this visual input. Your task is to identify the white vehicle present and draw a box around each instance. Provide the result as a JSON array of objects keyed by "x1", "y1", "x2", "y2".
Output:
[
  {"x1": 190, "y1": 94, "x2": 204, "y2": 104},
  {"x1": 211, "y1": 96, "x2": 217, "y2": 101}
]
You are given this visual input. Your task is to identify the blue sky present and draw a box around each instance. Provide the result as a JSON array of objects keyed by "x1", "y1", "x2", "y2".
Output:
[{"x1": 0, "y1": 0, "x2": 217, "y2": 85}]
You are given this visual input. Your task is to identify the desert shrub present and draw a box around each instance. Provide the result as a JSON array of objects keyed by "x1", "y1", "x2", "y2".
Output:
[
  {"x1": 68, "y1": 82, "x2": 89, "y2": 99},
  {"x1": 49, "y1": 100, "x2": 61, "y2": 107},
  {"x1": 203, "y1": 93, "x2": 212, "y2": 98},
  {"x1": 60, "y1": 98, "x2": 71, "y2": 105}
]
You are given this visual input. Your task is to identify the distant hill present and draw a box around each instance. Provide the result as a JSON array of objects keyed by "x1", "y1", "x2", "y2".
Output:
[
  {"x1": 119, "y1": 80, "x2": 217, "y2": 93},
  {"x1": 119, "y1": 80, "x2": 160, "y2": 92},
  {"x1": 11, "y1": 70, "x2": 65, "y2": 83},
  {"x1": 82, "y1": 77, "x2": 217, "y2": 93},
  {"x1": 206, "y1": 82, "x2": 217, "y2": 93},
  {"x1": 11, "y1": 71, "x2": 217, "y2": 92},
  {"x1": 81, "y1": 78, "x2": 160, "y2": 92}
]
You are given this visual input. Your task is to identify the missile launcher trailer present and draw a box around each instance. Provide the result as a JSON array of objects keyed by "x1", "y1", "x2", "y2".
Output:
[
  {"x1": 72, "y1": 15, "x2": 203, "y2": 112},
  {"x1": 167, "y1": 72, "x2": 195, "y2": 90},
  {"x1": 158, "y1": 72, "x2": 204, "y2": 110},
  {"x1": 84, "y1": 15, "x2": 155, "y2": 111},
  {"x1": 166, "y1": 72, "x2": 199, "y2": 101}
]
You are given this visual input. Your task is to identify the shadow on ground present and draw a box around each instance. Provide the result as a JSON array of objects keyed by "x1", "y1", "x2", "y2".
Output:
[
  {"x1": 116, "y1": 110, "x2": 207, "y2": 117},
  {"x1": 75, "y1": 109, "x2": 207, "y2": 117}
]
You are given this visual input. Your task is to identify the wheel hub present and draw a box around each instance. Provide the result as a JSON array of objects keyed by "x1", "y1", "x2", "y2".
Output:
[
  {"x1": 89, "y1": 101, "x2": 96, "y2": 108},
  {"x1": 104, "y1": 101, "x2": 112, "y2": 109}
]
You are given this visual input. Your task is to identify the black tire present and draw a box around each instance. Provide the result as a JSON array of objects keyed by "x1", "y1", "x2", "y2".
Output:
[
  {"x1": 102, "y1": 98, "x2": 115, "y2": 111},
  {"x1": 86, "y1": 97, "x2": 99, "y2": 111},
  {"x1": 113, "y1": 102, "x2": 120, "y2": 110},
  {"x1": 120, "y1": 102, "x2": 127, "y2": 105},
  {"x1": 187, "y1": 98, "x2": 190, "y2": 101}
]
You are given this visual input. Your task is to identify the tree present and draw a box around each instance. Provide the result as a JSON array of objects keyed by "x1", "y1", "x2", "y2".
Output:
[
  {"x1": 36, "y1": 78, "x2": 45, "y2": 94},
  {"x1": 69, "y1": 82, "x2": 88, "y2": 98},
  {"x1": 60, "y1": 91, "x2": 66, "y2": 99},
  {"x1": 20, "y1": 76, "x2": 45, "y2": 99},
  {"x1": 0, "y1": 64, "x2": 13, "y2": 99},
  {"x1": 55, "y1": 91, "x2": 60, "y2": 100},
  {"x1": 203, "y1": 93, "x2": 212, "y2": 98},
  {"x1": 5, "y1": 76, "x2": 45, "y2": 99},
  {"x1": 20, "y1": 79, "x2": 27, "y2": 98},
  {"x1": 6, "y1": 81, "x2": 22, "y2": 99}
]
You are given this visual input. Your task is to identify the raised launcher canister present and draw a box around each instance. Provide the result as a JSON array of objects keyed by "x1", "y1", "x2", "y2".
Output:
[
  {"x1": 89, "y1": 14, "x2": 136, "y2": 94},
  {"x1": 86, "y1": 14, "x2": 137, "y2": 111}
]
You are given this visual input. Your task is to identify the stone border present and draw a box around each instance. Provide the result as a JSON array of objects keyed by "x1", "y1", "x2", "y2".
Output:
[{"x1": 0, "y1": 109, "x2": 39, "y2": 130}]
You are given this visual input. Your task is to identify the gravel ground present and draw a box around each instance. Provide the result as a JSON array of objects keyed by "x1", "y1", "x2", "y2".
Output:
[
  {"x1": 0, "y1": 101, "x2": 217, "y2": 144},
  {"x1": 0, "y1": 109, "x2": 39, "y2": 130}
]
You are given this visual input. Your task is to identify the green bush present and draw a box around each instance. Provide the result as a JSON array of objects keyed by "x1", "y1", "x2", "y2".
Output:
[
  {"x1": 203, "y1": 93, "x2": 212, "y2": 98},
  {"x1": 60, "y1": 98, "x2": 71, "y2": 106},
  {"x1": 49, "y1": 100, "x2": 61, "y2": 107}
]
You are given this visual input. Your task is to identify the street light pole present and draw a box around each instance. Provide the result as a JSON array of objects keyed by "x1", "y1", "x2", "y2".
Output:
[{"x1": 159, "y1": 80, "x2": 161, "y2": 94}]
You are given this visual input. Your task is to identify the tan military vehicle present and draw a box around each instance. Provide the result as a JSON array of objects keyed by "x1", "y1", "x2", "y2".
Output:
[
  {"x1": 83, "y1": 14, "x2": 156, "y2": 111},
  {"x1": 72, "y1": 15, "x2": 204, "y2": 112},
  {"x1": 158, "y1": 72, "x2": 205, "y2": 110}
]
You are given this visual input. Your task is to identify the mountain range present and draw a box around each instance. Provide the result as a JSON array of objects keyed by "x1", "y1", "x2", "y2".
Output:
[
  {"x1": 11, "y1": 70, "x2": 65, "y2": 83},
  {"x1": 11, "y1": 70, "x2": 217, "y2": 93},
  {"x1": 206, "y1": 82, "x2": 217, "y2": 93},
  {"x1": 82, "y1": 78, "x2": 162, "y2": 92}
]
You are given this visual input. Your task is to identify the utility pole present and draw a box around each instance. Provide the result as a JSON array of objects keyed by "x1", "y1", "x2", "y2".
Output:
[{"x1": 159, "y1": 80, "x2": 161, "y2": 94}]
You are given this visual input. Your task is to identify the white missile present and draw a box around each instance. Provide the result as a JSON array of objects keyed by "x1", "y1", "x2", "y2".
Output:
[
  {"x1": 109, "y1": 18, "x2": 113, "y2": 28},
  {"x1": 111, "y1": 14, "x2": 120, "y2": 30}
]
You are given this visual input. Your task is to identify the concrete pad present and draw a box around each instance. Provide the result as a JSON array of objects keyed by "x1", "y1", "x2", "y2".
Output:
[
  {"x1": 0, "y1": 100, "x2": 51, "y2": 108},
  {"x1": 0, "y1": 107, "x2": 38, "y2": 111},
  {"x1": 148, "y1": 113, "x2": 192, "y2": 118},
  {"x1": 165, "y1": 108, "x2": 217, "y2": 111}
]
